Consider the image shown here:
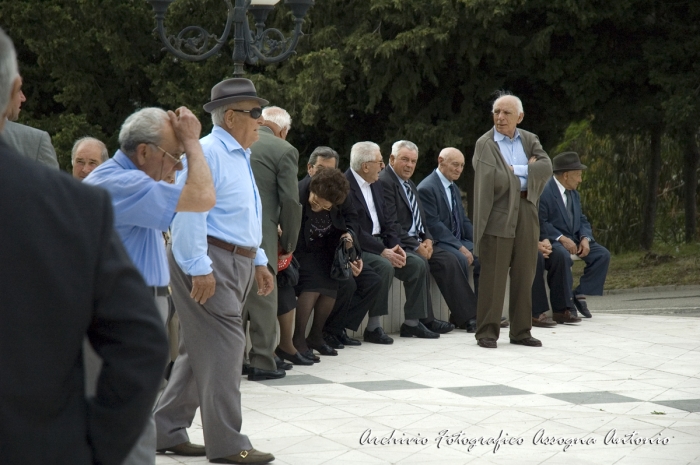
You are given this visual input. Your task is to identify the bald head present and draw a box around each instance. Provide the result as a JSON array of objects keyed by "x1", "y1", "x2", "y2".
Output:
[{"x1": 437, "y1": 147, "x2": 465, "y2": 182}]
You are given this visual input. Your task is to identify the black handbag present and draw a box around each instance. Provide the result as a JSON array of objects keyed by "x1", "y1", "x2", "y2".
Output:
[
  {"x1": 330, "y1": 229, "x2": 361, "y2": 281},
  {"x1": 277, "y1": 255, "x2": 300, "y2": 288}
]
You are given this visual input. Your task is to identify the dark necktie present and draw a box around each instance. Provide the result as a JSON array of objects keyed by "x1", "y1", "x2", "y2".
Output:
[
  {"x1": 450, "y1": 183, "x2": 461, "y2": 239},
  {"x1": 403, "y1": 181, "x2": 424, "y2": 235},
  {"x1": 566, "y1": 190, "x2": 574, "y2": 226}
]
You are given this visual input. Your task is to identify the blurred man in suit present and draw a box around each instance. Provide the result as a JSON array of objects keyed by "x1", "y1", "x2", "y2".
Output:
[
  {"x1": 71, "y1": 136, "x2": 108, "y2": 180},
  {"x1": 243, "y1": 106, "x2": 302, "y2": 380},
  {"x1": 346, "y1": 141, "x2": 438, "y2": 343},
  {"x1": 538, "y1": 151, "x2": 610, "y2": 320},
  {"x1": 1, "y1": 73, "x2": 59, "y2": 169},
  {"x1": 472, "y1": 92, "x2": 552, "y2": 349},
  {"x1": 0, "y1": 27, "x2": 168, "y2": 465},
  {"x1": 380, "y1": 140, "x2": 472, "y2": 333}
]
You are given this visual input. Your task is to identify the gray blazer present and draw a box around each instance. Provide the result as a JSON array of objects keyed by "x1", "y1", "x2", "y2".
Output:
[{"x1": 1, "y1": 120, "x2": 59, "y2": 169}]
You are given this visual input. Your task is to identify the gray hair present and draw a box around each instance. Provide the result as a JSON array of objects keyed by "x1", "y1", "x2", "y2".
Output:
[
  {"x1": 308, "y1": 146, "x2": 339, "y2": 168},
  {"x1": 118, "y1": 107, "x2": 169, "y2": 156},
  {"x1": 492, "y1": 90, "x2": 524, "y2": 114},
  {"x1": 0, "y1": 28, "x2": 18, "y2": 119},
  {"x1": 211, "y1": 103, "x2": 239, "y2": 127},
  {"x1": 262, "y1": 106, "x2": 291, "y2": 131},
  {"x1": 391, "y1": 140, "x2": 419, "y2": 157},
  {"x1": 350, "y1": 141, "x2": 381, "y2": 171},
  {"x1": 71, "y1": 137, "x2": 109, "y2": 165}
]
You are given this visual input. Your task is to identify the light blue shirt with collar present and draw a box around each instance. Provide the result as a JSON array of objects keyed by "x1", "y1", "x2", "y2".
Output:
[
  {"x1": 171, "y1": 125, "x2": 267, "y2": 277},
  {"x1": 493, "y1": 126, "x2": 528, "y2": 190},
  {"x1": 84, "y1": 150, "x2": 183, "y2": 286},
  {"x1": 388, "y1": 165, "x2": 418, "y2": 238},
  {"x1": 435, "y1": 168, "x2": 454, "y2": 211}
]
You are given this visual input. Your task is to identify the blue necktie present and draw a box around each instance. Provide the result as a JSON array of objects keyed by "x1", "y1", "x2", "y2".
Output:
[
  {"x1": 566, "y1": 190, "x2": 574, "y2": 226},
  {"x1": 451, "y1": 184, "x2": 461, "y2": 239},
  {"x1": 403, "y1": 180, "x2": 424, "y2": 235}
]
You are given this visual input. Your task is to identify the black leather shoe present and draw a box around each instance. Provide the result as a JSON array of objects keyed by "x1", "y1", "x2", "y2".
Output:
[
  {"x1": 400, "y1": 322, "x2": 439, "y2": 339},
  {"x1": 574, "y1": 297, "x2": 592, "y2": 318},
  {"x1": 478, "y1": 337, "x2": 497, "y2": 348},
  {"x1": 500, "y1": 317, "x2": 509, "y2": 328},
  {"x1": 424, "y1": 319, "x2": 455, "y2": 334},
  {"x1": 300, "y1": 349, "x2": 320, "y2": 363},
  {"x1": 242, "y1": 363, "x2": 250, "y2": 376},
  {"x1": 275, "y1": 347, "x2": 314, "y2": 366},
  {"x1": 466, "y1": 318, "x2": 477, "y2": 333},
  {"x1": 274, "y1": 354, "x2": 293, "y2": 371},
  {"x1": 339, "y1": 330, "x2": 361, "y2": 346},
  {"x1": 307, "y1": 339, "x2": 338, "y2": 356},
  {"x1": 322, "y1": 332, "x2": 345, "y2": 349},
  {"x1": 248, "y1": 367, "x2": 286, "y2": 381},
  {"x1": 363, "y1": 327, "x2": 394, "y2": 345},
  {"x1": 510, "y1": 337, "x2": 543, "y2": 347}
]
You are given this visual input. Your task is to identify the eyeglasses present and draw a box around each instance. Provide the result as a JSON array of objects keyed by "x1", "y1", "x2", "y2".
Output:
[
  {"x1": 150, "y1": 144, "x2": 185, "y2": 164},
  {"x1": 229, "y1": 107, "x2": 263, "y2": 119},
  {"x1": 310, "y1": 196, "x2": 332, "y2": 211}
]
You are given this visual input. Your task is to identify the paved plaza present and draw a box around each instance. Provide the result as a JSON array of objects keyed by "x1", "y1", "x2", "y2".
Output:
[{"x1": 156, "y1": 286, "x2": 700, "y2": 465}]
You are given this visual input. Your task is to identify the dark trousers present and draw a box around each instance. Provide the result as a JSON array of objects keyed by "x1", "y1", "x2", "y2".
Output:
[
  {"x1": 434, "y1": 242, "x2": 480, "y2": 300},
  {"x1": 565, "y1": 241, "x2": 610, "y2": 296},
  {"x1": 532, "y1": 247, "x2": 574, "y2": 316},
  {"x1": 424, "y1": 246, "x2": 476, "y2": 325},
  {"x1": 324, "y1": 263, "x2": 382, "y2": 334}
]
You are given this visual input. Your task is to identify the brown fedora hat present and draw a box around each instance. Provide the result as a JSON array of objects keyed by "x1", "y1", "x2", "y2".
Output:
[
  {"x1": 552, "y1": 151, "x2": 587, "y2": 173},
  {"x1": 203, "y1": 78, "x2": 269, "y2": 113}
]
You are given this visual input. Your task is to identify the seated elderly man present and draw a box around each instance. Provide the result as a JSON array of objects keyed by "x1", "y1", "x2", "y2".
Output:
[
  {"x1": 538, "y1": 151, "x2": 610, "y2": 320},
  {"x1": 71, "y1": 136, "x2": 108, "y2": 180}
]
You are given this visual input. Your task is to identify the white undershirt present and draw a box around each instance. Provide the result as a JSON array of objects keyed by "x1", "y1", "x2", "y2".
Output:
[{"x1": 351, "y1": 169, "x2": 381, "y2": 235}]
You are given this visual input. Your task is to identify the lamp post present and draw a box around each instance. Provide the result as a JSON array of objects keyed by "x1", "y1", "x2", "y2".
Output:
[{"x1": 148, "y1": 0, "x2": 314, "y2": 76}]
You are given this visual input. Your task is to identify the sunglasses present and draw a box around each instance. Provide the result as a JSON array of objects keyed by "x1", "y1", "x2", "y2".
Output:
[{"x1": 230, "y1": 107, "x2": 263, "y2": 119}]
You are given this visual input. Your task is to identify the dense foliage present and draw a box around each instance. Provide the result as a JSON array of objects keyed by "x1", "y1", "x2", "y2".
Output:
[{"x1": 1, "y1": 0, "x2": 698, "y2": 249}]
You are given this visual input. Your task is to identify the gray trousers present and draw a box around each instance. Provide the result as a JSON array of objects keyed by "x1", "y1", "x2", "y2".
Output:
[
  {"x1": 154, "y1": 245, "x2": 255, "y2": 460},
  {"x1": 361, "y1": 250, "x2": 428, "y2": 320},
  {"x1": 85, "y1": 293, "x2": 169, "y2": 465},
  {"x1": 241, "y1": 263, "x2": 278, "y2": 371}
]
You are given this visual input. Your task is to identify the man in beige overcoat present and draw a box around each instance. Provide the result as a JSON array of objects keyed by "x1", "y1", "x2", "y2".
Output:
[
  {"x1": 472, "y1": 92, "x2": 552, "y2": 349},
  {"x1": 243, "y1": 106, "x2": 302, "y2": 380}
]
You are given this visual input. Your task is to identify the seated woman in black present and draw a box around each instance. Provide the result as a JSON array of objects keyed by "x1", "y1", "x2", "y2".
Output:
[{"x1": 293, "y1": 168, "x2": 356, "y2": 360}]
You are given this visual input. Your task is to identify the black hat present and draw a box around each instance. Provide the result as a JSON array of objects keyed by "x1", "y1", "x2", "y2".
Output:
[
  {"x1": 203, "y1": 78, "x2": 269, "y2": 113},
  {"x1": 552, "y1": 151, "x2": 587, "y2": 173}
]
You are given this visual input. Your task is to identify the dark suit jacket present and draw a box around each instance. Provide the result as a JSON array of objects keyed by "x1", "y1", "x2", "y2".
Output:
[
  {"x1": 378, "y1": 165, "x2": 432, "y2": 251},
  {"x1": 345, "y1": 168, "x2": 400, "y2": 255},
  {"x1": 297, "y1": 174, "x2": 358, "y2": 252},
  {"x1": 539, "y1": 177, "x2": 595, "y2": 244},
  {"x1": 249, "y1": 126, "x2": 302, "y2": 271},
  {"x1": 0, "y1": 140, "x2": 168, "y2": 465},
  {"x1": 417, "y1": 169, "x2": 474, "y2": 251},
  {"x1": 1, "y1": 120, "x2": 59, "y2": 169}
]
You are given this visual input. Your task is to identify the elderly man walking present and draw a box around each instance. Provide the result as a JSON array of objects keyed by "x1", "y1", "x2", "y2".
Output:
[
  {"x1": 155, "y1": 78, "x2": 276, "y2": 465},
  {"x1": 243, "y1": 105, "x2": 302, "y2": 380},
  {"x1": 85, "y1": 105, "x2": 215, "y2": 464},
  {"x1": 472, "y1": 92, "x2": 552, "y2": 349}
]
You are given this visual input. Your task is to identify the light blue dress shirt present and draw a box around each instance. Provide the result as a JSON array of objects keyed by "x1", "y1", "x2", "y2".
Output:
[
  {"x1": 172, "y1": 125, "x2": 267, "y2": 277},
  {"x1": 436, "y1": 169, "x2": 454, "y2": 211},
  {"x1": 494, "y1": 127, "x2": 528, "y2": 190},
  {"x1": 84, "y1": 150, "x2": 183, "y2": 286}
]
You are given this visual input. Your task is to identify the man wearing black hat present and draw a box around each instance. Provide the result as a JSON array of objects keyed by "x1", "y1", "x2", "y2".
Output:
[
  {"x1": 538, "y1": 151, "x2": 610, "y2": 320},
  {"x1": 155, "y1": 78, "x2": 276, "y2": 464}
]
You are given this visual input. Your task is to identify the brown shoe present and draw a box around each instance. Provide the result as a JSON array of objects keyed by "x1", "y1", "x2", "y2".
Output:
[
  {"x1": 477, "y1": 338, "x2": 497, "y2": 349},
  {"x1": 532, "y1": 313, "x2": 557, "y2": 328},
  {"x1": 510, "y1": 337, "x2": 542, "y2": 347},
  {"x1": 553, "y1": 310, "x2": 582, "y2": 324},
  {"x1": 210, "y1": 448, "x2": 275, "y2": 464},
  {"x1": 157, "y1": 441, "x2": 206, "y2": 456}
]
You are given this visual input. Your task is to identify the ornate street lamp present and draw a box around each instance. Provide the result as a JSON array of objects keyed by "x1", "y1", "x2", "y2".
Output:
[{"x1": 148, "y1": 0, "x2": 314, "y2": 76}]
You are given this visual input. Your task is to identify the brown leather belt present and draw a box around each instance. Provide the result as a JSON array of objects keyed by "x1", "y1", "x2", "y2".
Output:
[
  {"x1": 520, "y1": 190, "x2": 528, "y2": 199},
  {"x1": 206, "y1": 235, "x2": 257, "y2": 259}
]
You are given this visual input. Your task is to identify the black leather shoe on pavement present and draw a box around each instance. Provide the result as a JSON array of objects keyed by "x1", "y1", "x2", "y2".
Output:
[
  {"x1": 307, "y1": 339, "x2": 338, "y2": 356},
  {"x1": 424, "y1": 319, "x2": 455, "y2": 334},
  {"x1": 400, "y1": 322, "x2": 439, "y2": 339},
  {"x1": 248, "y1": 367, "x2": 286, "y2": 381},
  {"x1": 274, "y1": 354, "x2": 293, "y2": 371},
  {"x1": 210, "y1": 448, "x2": 275, "y2": 464},
  {"x1": 574, "y1": 297, "x2": 592, "y2": 318},
  {"x1": 339, "y1": 330, "x2": 361, "y2": 346},
  {"x1": 275, "y1": 347, "x2": 314, "y2": 366},
  {"x1": 363, "y1": 327, "x2": 394, "y2": 344},
  {"x1": 301, "y1": 348, "x2": 321, "y2": 363},
  {"x1": 510, "y1": 337, "x2": 543, "y2": 347},
  {"x1": 241, "y1": 363, "x2": 250, "y2": 376},
  {"x1": 322, "y1": 332, "x2": 345, "y2": 349},
  {"x1": 157, "y1": 441, "x2": 206, "y2": 456},
  {"x1": 477, "y1": 338, "x2": 497, "y2": 348},
  {"x1": 466, "y1": 318, "x2": 477, "y2": 333}
]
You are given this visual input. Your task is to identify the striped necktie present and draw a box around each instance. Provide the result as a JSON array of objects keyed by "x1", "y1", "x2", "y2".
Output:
[{"x1": 403, "y1": 180, "x2": 424, "y2": 235}]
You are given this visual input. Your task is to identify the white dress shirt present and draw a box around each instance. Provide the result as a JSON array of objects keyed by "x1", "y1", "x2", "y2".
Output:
[{"x1": 351, "y1": 168, "x2": 381, "y2": 235}]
